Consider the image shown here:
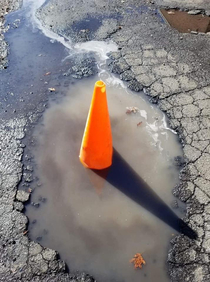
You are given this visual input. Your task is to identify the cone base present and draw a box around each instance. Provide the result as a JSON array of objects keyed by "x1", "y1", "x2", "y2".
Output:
[{"x1": 79, "y1": 157, "x2": 112, "y2": 170}]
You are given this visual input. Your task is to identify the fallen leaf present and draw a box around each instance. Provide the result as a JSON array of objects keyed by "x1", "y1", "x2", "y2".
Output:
[
  {"x1": 45, "y1": 72, "x2": 51, "y2": 76},
  {"x1": 130, "y1": 253, "x2": 146, "y2": 269}
]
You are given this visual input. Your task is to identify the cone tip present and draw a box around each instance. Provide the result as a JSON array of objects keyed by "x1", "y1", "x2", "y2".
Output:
[{"x1": 95, "y1": 80, "x2": 105, "y2": 87}]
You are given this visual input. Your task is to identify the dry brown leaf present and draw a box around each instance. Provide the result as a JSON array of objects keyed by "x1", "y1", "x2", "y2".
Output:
[
  {"x1": 130, "y1": 253, "x2": 146, "y2": 269},
  {"x1": 137, "y1": 121, "x2": 142, "y2": 127}
]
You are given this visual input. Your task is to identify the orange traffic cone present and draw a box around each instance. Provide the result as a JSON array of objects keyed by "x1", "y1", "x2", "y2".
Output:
[{"x1": 79, "y1": 81, "x2": 113, "y2": 170}]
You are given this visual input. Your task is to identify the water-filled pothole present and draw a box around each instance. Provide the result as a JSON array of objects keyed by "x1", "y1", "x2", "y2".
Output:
[
  {"x1": 26, "y1": 75, "x2": 186, "y2": 282},
  {"x1": 160, "y1": 9, "x2": 210, "y2": 33}
]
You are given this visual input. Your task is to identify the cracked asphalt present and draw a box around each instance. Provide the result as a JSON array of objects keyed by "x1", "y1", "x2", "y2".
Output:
[
  {"x1": 0, "y1": 0, "x2": 210, "y2": 281},
  {"x1": 0, "y1": 0, "x2": 22, "y2": 69}
]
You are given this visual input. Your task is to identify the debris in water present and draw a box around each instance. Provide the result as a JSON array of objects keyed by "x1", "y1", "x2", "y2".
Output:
[
  {"x1": 130, "y1": 253, "x2": 146, "y2": 269},
  {"x1": 48, "y1": 87, "x2": 55, "y2": 92},
  {"x1": 31, "y1": 202, "x2": 40, "y2": 208},
  {"x1": 167, "y1": 11, "x2": 175, "y2": 15},
  {"x1": 126, "y1": 106, "x2": 139, "y2": 114},
  {"x1": 137, "y1": 121, "x2": 143, "y2": 127},
  {"x1": 45, "y1": 72, "x2": 51, "y2": 76},
  {"x1": 188, "y1": 10, "x2": 202, "y2": 15}
]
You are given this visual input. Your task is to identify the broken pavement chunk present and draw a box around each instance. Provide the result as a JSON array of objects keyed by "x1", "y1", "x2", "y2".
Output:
[{"x1": 16, "y1": 190, "x2": 30, "y2": 202}]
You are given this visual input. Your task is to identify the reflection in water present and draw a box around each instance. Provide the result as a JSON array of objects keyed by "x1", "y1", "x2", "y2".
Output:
[{"x1": 26, "y1": 78, "x2": 189, "y2": 282}]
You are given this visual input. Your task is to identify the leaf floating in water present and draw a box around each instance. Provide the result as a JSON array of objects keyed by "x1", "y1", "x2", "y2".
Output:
[
  {"x1": 126, "y1": 107, "x2": 139, "y2": 114},
  {"x1": 137, "y1": 121, "x2": 142, "y2": 127},
  {"x1": 48, "y1": 88, "x2": 56, "y2": 92},
  {"x1": 130, "y1": 253, "x2": 146, "y2": 269}
]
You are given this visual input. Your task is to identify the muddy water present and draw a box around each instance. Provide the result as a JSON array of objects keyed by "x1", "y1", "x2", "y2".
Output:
[
  {"x1": 160, "y1": 9, "x2": 210, "y2": 33},
  {"x1": 26, "y1": 75, "x2": 183, "y2": 282}
]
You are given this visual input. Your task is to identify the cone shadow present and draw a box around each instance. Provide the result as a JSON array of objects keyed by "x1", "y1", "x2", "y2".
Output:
[{"x1": 93, "y1": 149, "x2": 197, "y2": 240}]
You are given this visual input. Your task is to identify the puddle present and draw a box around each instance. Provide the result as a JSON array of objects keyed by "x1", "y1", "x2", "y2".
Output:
[
  {"x1": 72, "y1": 17, "x2": 102, "y2": 34},
  {"x1": 160, "y1": 9, "x2": 210, "y2": 33},
  {"x1": 25, "y1": 75, "x2": 186, "y2": 282}
]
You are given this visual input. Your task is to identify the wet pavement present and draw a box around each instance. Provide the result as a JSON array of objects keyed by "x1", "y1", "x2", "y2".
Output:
[{"x1": 0, "y1": 0, "x2": 210, "y2": 282}]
